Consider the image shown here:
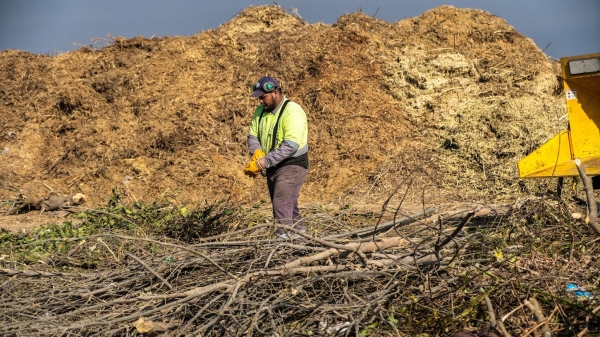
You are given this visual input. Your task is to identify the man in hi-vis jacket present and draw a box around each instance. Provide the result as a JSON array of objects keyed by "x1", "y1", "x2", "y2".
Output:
[{"x1": 243, "y1": 76, "x2": 309, "y2": 239}]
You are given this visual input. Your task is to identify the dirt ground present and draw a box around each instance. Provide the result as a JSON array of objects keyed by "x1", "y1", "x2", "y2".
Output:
[
  {"x1": 0, "y1": 5, "x2": 563, "y2": 231},
  {"x1": 0, "y1": 212, "x2": 65, "y2": 232}
]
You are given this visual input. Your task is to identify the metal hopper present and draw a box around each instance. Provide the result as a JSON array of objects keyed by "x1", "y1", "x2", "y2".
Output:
[{"x1": 518, "y1": 52, "x2": 600, "y2": 179}]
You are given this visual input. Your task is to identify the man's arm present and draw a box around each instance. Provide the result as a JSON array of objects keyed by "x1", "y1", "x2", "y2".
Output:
[
  {"x1": 247, "y1": 135, "x2": 262, "y2": 156},
  {"x1": 263, "y1": 141, "x2": 298, "y2": 168}
]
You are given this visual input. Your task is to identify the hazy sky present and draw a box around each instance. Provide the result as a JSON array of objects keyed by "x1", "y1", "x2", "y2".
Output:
[{"x1": 0, "y1": 0, "x2": 599, "y2": 59}]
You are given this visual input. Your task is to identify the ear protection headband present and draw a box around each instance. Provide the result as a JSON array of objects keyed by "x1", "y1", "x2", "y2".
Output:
[{"x1": 253, "y1": 81, "x2": 278, "y2": 93}]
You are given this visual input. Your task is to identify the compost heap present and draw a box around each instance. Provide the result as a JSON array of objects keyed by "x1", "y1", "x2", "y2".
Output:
[{"x1": 0, "y1": 5, "x2": 564, "y2": 210}]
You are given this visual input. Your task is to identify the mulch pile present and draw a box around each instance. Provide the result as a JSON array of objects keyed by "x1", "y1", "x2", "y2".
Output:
[{"x1": 0, "y1": 5, "x2": 563, "y2": 209}]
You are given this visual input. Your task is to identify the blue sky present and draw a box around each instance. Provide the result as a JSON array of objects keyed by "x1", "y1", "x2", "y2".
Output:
[{"x1": 0, "y1": 0, "x2": 599, "y2": 59}]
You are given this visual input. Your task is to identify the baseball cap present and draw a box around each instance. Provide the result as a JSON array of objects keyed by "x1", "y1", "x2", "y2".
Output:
[{"x1": 250, "y1": 76, "x2": 280, "y2": 97}]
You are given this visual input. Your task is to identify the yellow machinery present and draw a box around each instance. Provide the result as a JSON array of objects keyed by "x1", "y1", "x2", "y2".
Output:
[{"x1": 518, "y1": 52, "x2": 600, "y2": 179}]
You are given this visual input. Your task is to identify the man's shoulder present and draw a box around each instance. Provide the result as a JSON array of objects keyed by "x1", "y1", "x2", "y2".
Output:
[{"x1": 283, "y1": 100, "x2": 306, "y2": 114}]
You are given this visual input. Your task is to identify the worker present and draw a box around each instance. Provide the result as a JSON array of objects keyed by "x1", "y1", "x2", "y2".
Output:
[{"x1": 244, "y1": 76, "x2": 309, "y2": 239}]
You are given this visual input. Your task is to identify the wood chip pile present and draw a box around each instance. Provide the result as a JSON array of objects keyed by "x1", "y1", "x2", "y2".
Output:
[{"x1": 0, "y1": 5, "x2": 564, "y2": 209}]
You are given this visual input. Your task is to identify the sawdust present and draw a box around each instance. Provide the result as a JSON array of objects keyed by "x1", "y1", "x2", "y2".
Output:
[{"x1": 0, "y1": 5, "x2": 563, "y2": 229}]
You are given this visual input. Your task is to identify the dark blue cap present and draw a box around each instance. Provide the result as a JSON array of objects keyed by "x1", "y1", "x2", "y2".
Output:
[{"x1": 251, "y1": 76, "x2": 280, "y2": 97}]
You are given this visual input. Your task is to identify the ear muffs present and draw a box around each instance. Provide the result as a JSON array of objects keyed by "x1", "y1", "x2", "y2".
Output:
[{"x1": 253, "y1": 81, "x2": 278, "y2": 93}]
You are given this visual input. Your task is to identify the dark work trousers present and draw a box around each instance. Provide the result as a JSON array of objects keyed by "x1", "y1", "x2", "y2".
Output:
[{"x1": 266, "y1": 164, "x2": 308, "y2": 232}]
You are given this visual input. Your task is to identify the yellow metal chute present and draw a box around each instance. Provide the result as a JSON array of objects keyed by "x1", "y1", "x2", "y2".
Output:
[{"x1": 518, "y1": 52, "x2": 600, "y2": 178}]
